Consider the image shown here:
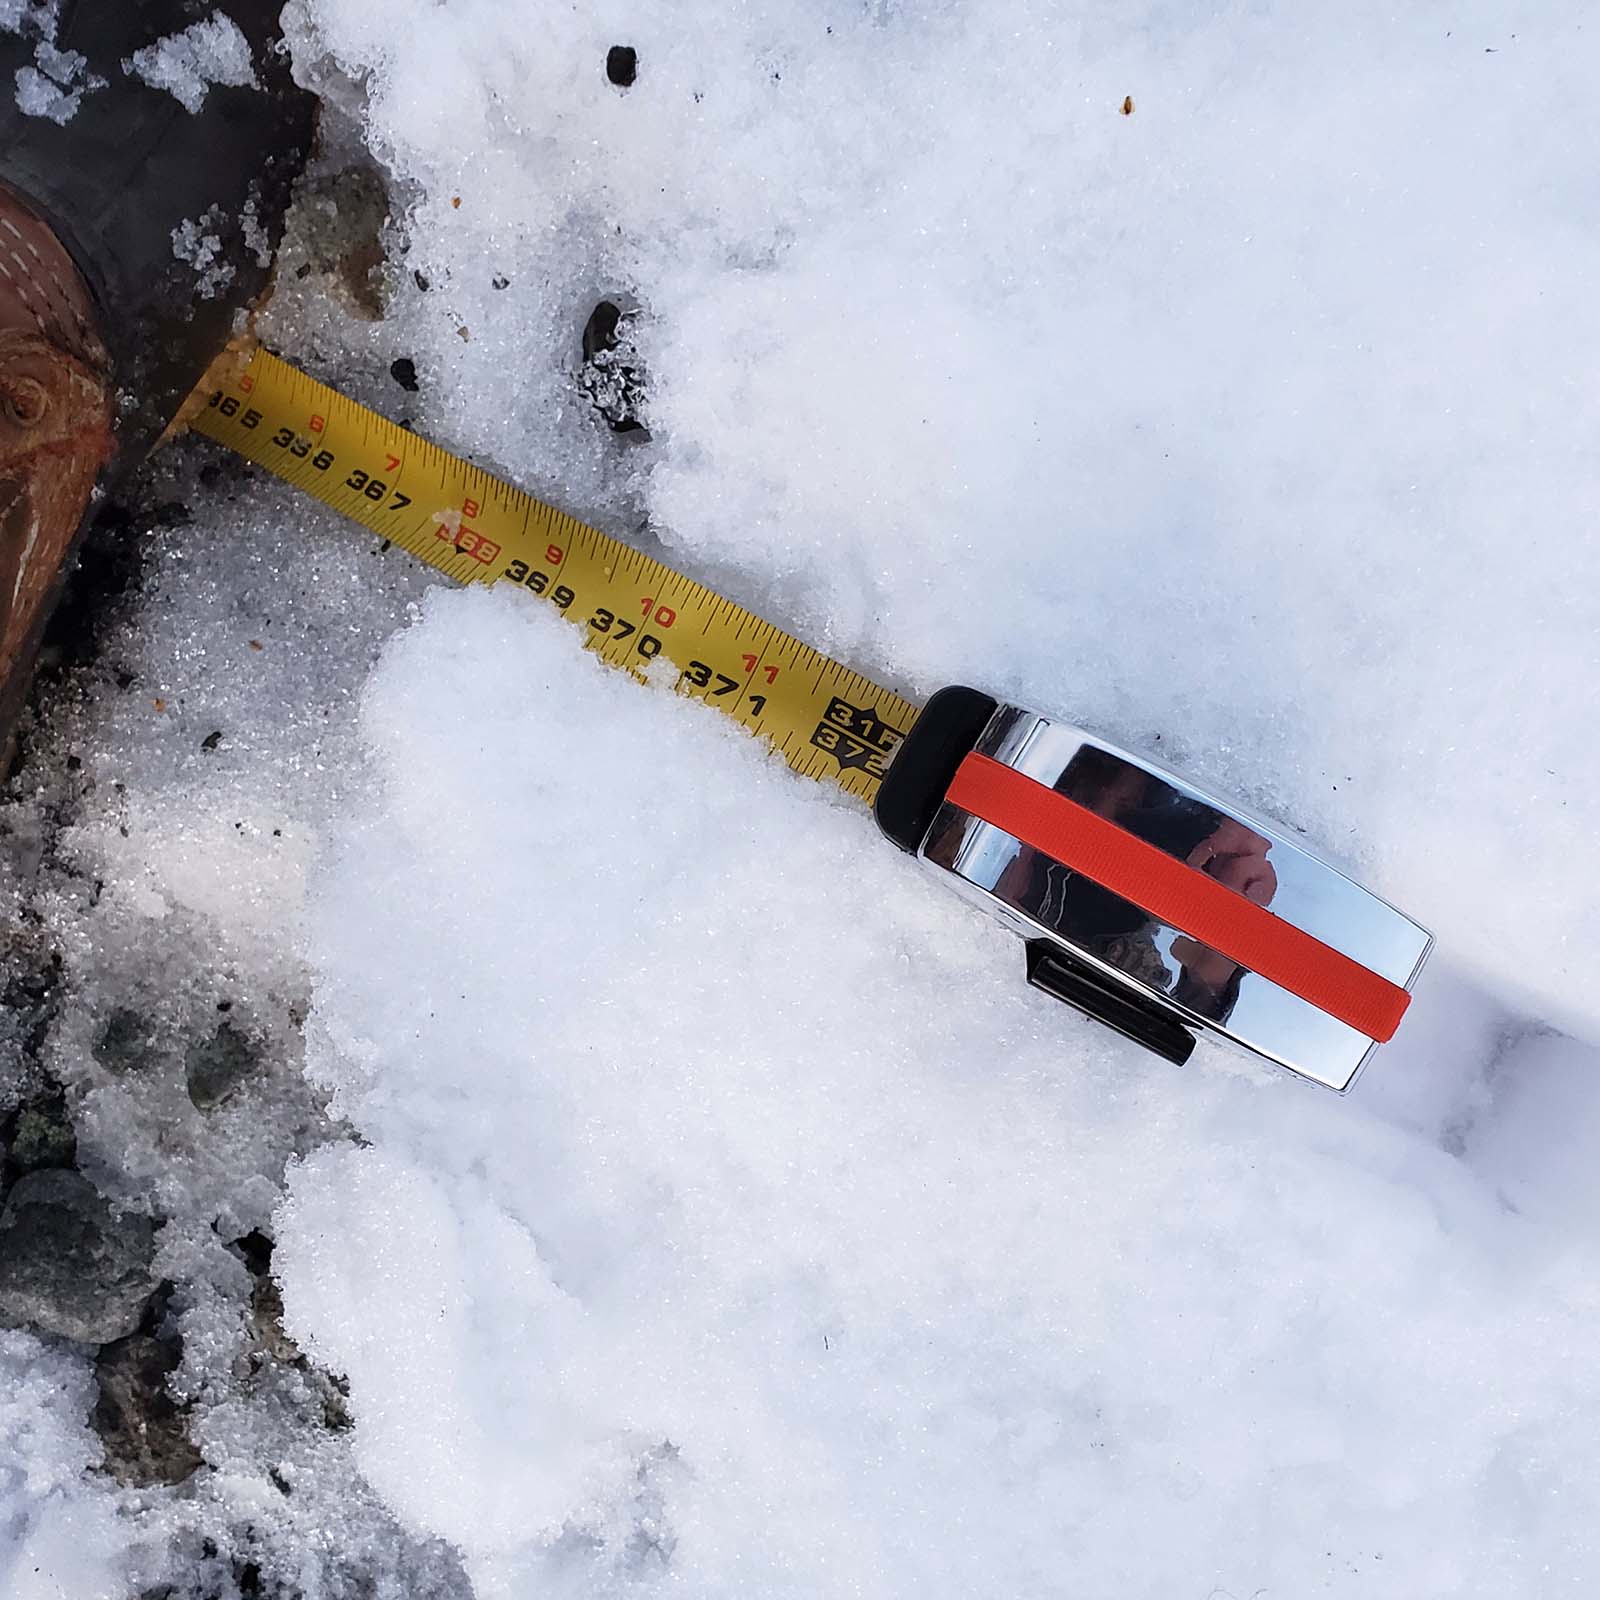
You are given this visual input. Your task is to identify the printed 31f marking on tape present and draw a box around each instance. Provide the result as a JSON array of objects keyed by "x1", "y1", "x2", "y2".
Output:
[{"x1": 195, "y1": 348, "x2": 1432, "y2": 1093}]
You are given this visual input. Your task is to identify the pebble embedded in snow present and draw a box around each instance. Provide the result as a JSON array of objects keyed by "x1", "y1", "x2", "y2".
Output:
[{"x1": 0, "y1": 1169, "x2": 157, "y2": 1344}]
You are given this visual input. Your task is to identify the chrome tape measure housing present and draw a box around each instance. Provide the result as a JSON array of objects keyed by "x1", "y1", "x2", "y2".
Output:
[{"x1": 876, "y1": 689, "x2": 1433, "y2": 1091}]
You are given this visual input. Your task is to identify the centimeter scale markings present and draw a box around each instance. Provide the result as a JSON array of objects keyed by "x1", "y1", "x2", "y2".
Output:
[{"x1": 194, "y1": 349, "x2": 918, "y2": 802}]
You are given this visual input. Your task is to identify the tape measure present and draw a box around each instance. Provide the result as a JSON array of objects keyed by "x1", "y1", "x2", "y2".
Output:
[
  {"x1": 193, "y1": 347, "x2": 918, "y2": 803},
  {"x1": 191, "y1": 345, "x2": 1432, "y2": 1091}
]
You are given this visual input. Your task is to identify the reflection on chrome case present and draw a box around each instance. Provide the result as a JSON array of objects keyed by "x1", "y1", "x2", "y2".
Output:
[
  {"x1": 988, "y1": 744, "x2": 1275, "y2": 1026},
  {"x1": 918, "y1": 703, "x2": 1432, "y2": 1092}
]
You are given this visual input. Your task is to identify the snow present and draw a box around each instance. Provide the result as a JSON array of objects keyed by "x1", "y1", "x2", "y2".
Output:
[
  {"x1": 2, "y1": 465, "x2": 469, "y2": 1597},
  {"x1": 272, "y1": 589, "x2": 1600, "y2": 1599},
  {"x1": 13, "y1": 44, "x2": 97, "y2": 123},
  {"x1": 4, "y1": 0, "x2": 1600, "y2": 1596},
  {"x1": 7, "y1": 11, "x2": 102, "y2": 122},
  {"x1": 0, "y1": 1332, "x2": 122, "y2": 1600},
  {"x1": 172, "y1": 207, "x2": 238, "y2": 300},
  {"x1": 282, "y1": 0, "x2": 1600, "y2": 1036},
  {"x1": 0, "y1": 1, "x2": 58, "y2": 41},
  {"x1": 12, "y1": 62, "x2": 69, "y2": 121},
  {"x1": 123, "y1": 13, "x2": 257, "y2": 115}
]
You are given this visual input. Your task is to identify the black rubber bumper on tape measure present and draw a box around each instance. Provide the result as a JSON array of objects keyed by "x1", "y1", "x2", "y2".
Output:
[
  {"x1": 873, "y1": 685, "x2": 998, "y2": 854},
  {"x1": 877, "y1": 684, "x2": 1197, "y2": 1065}
]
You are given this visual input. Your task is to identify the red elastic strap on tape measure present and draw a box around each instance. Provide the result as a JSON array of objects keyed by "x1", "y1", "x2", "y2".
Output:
[{"x1": 946, "y1": 752, "x2": 1411, "y2": 1042}]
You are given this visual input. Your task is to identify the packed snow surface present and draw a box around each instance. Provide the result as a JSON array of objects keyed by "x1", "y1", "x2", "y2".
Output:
[
  {"x1": 6, "y1": 1, "x2": 1600, "y2": 1597},
  {"x1": 278, "y1": 593, "x2": 1598, "y2": 1600}
]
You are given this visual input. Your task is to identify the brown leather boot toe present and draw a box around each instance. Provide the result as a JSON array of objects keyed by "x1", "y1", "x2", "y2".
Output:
[
  {"x1": 0, "y1": 0, "x2": 315, "y2": 753},
  {"x1": 0, "y1": 185, "x2": 113, "y2": 713}
]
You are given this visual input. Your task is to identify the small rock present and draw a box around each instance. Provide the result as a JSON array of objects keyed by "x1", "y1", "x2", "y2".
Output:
[
  {"x1": 7, "y1": 1088, "x2": 76, "y2": 1175},
  {"x1": 580, "y1": 299, "x2": 648, "y2": 434},
  {"x1": 606, "y1": 45, "x2": 638, "y2": 87},
  {"x1": 95, "y1": 1006, "x2": 164, "y2": 1074},
  {"x1": 249, "y1": 1274, "x2": 304, "y2": 1368},
  {"x1": 229, "y1": 1227, "x2": 274, "y2": 1278},
  {"x1": 93, "y1": 1333, "x2": 204, "y2": 1487},
  {"x1": 323, "y1": 1370, "x2": 354, "y2": 1433},
  {"x1": 296, "y1": 161, "x2": 392, "y2": 320},
  {"x1": 0, "y1": 943, "x2": 60, "y2": 1072},
  {"x1": 389, "y1": 356, "x2": 420, "y2": 393},
  {"x1": 185, "y1": 1021, "x2": 260, "y2": 1111},
  {"x1": 0, "y1": 1170, "x2": 158, "y2": 1343}
]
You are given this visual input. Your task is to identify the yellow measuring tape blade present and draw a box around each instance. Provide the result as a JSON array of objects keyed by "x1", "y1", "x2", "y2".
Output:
[{"x1": 192, "y1": 348, "x2": 918, "y2": 802}]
